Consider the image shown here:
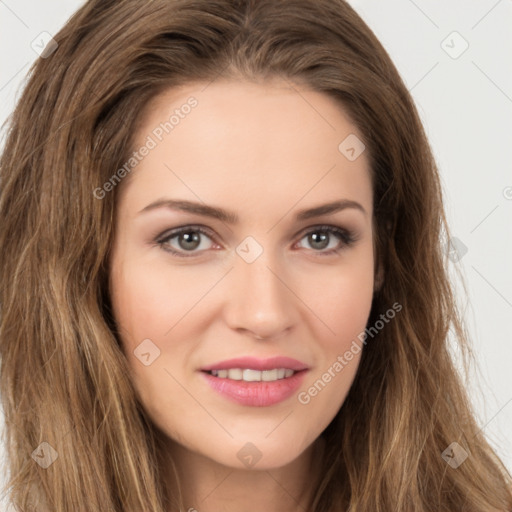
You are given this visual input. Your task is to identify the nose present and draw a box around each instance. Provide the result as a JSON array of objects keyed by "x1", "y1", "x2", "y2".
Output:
[{"x1": 223, "y1": 247, "x2": 297, "y2": 340}]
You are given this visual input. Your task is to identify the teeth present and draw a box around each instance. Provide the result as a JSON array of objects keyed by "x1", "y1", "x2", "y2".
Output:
[
  {"x1": 209, "y1": 368, "x2": 297, "y2": 382},
  {"x1": 226, "y1": 368, "x2": 243, "y2": 380},
  {"x1": 262, "y1": 369, "x2": 278, "y2": 381},
  {"x1": 243, "y1": 369, "x2": 261, "y2": 382}
]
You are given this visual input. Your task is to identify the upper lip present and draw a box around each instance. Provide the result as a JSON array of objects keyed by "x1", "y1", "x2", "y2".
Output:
[{"x1": 201, "y1": 356, "x2": 309, "y2": 372}]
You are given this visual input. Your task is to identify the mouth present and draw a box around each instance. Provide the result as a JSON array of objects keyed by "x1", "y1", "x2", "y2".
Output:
[{"x1": 199, "y1": 356, "x2": 309, "y2": 407}]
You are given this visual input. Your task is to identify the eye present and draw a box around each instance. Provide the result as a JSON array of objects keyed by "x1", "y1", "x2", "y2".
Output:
[
  {"x1": 295, "y1": 225, "x2": 357, "y2": 255},
  {"x1": 155, "y1": 226, "x2": 218, "y2": 257}
]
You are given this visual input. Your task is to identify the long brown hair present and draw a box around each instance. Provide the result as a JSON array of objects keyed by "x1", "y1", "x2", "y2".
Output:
[{"x1": 1, "y1": 0, "x2": 511, "y2": 510}]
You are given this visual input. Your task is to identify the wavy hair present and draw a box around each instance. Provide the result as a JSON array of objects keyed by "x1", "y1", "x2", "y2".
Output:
[{"x1": 1, "y1": 0, "x2": 511, "y2": 510}]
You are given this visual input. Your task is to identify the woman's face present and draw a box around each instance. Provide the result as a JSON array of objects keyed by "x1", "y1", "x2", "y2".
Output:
[{"x1": 109, "y1": 79, "x2": 376, "y2": 470}]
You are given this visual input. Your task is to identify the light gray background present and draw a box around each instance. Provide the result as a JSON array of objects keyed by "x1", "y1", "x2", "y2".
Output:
[{"x1": 1, "y1": 0, "x2": 511, "y2": 504}]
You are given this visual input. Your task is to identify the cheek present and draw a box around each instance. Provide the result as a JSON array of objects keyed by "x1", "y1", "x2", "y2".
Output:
[
  {"x1": 108, "y1": 258, "x2": 196, "y2": 421},
  {"x1": 109, "y1": 254, "x2": 203, "y2": 344},
  {"x1": 296, "y1": 268, "x2": 371, "y2": 422},
  {"x1": 298, "y1": 255, "x2": 375, "y2": 347},
  {"x1": 108, "y1": 254, "x2": 213, "y2": 408},
  {"x1": 324, "y1": 276, "x2": 374, "y2": 344},
  {"x1": 295, "y1": 251, "x2": 374, "y2": 406}
]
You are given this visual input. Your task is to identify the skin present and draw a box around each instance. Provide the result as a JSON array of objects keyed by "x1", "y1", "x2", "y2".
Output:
[{"x1": 108, "y1": 78, "x2": 379, "y2": 512}]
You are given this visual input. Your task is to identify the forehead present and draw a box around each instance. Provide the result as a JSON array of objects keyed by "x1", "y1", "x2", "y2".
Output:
[{"x1": 120, "y1": 79, "x2": 372, "y2": 219}]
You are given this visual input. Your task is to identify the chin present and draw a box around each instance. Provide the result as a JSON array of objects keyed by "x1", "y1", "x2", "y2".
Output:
[{"x1": 201, "y1": 434, "x2": 314, "y2": 471}]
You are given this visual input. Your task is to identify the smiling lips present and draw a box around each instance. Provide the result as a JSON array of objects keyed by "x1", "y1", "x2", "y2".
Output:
[{"x1": 200, "y1": 356, "x2": 309, "y2": 407}]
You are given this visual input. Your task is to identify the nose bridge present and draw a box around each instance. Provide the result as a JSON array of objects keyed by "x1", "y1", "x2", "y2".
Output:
[{"x1": 226, "y1": 237, "x2": 295, "y2": 337}]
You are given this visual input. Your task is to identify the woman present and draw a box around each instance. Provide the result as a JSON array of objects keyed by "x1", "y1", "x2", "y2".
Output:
[{"x1": 0, "y1": 0, "x2": 511, "y2": 511}]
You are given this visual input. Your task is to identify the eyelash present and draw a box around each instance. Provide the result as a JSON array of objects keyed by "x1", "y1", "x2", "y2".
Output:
[{"x1": 154, "y1": 224, "x2": 358, "y2": 258}]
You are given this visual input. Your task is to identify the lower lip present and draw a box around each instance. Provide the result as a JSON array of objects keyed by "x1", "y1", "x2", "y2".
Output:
[{"x1": 200, "y1": 370, "x2": 308, "y2": 407}]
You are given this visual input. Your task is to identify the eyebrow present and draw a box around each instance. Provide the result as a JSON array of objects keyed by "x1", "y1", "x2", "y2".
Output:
[{"x1": 138, "y1": 198, "x2": 367, "y2": 223}]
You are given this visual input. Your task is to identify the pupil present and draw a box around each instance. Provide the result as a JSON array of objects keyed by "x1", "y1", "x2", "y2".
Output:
[
  {"x1": 179, "y1": 231, "x2": 201, "y2": 250},
  {"x1": 309, "y1": 232, "x2": 329, "y2": 250}
]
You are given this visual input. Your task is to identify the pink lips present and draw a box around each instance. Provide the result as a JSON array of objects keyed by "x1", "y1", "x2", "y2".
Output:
[{"x1": 200, "y1": 356, "x2": 309, "y2": 407}]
